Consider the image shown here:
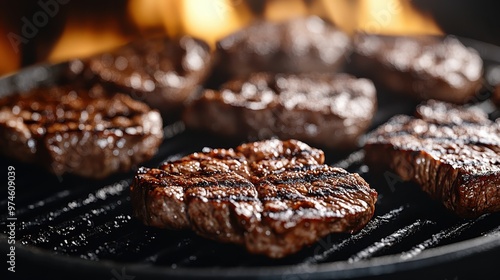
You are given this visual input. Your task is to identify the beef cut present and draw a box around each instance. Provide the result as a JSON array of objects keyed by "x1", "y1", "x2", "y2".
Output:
[
  {"x1": 130, "y1": 139, "x2": 377, "y2": 258},
  {"x1": 214, "y1": 16, "x2": 351, "y2": 83},
  {"x1": 364, "y1": 100, "x2": 500, "y2": 218},
  {"x1": 0, "y1": 85, "x2": 164, "y2": 179},
  {"x1": 183, "y1": 73, "x2": 377, "y2": 150},
  {"x1": 68, "y1": 36, "x2": 213, "y2": 117},
  {"x1": 350, "y1": 34, "x2": 483, "y2": 104}
]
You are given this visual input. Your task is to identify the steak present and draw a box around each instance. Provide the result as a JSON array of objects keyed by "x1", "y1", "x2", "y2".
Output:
[
  {"x1": 130, "y1": 139, "x2": 377, "y2": 258},
  {"x1": 349, "y1": 34, "x2": 483, "y2": 104},
  {"x1": 213, "y1": 16, "x2": 350, "y2": 83},
  {"x1": 183, "y1": 73, "x2": 377, "y2": 150},
  {"x1": 68, "y1": 36, "x2": 213, "y2": 117},
  {"x1": 0, "y1": 85, "x2": 164, "y2": 179},
  {"x1": 364, "y1": 100, "x2": 500, "y2": 218}
]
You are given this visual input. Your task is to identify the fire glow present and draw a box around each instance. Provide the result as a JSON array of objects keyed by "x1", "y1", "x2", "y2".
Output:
[{"x1": 0, "y1": 0, "x2": 443, "y2": 75}]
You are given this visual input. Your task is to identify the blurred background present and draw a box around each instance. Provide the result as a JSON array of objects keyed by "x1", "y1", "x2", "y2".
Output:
[{"x1": 0, "y1": 0, "x2": 498, "y2": 77}]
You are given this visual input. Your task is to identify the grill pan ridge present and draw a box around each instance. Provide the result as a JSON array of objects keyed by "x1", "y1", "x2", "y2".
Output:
[{"x1": 1, "y1": 37, "x2": 500, "y2": 280}]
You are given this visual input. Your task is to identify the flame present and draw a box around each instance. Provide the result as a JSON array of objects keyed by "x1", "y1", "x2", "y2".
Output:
[
  {"x1": 128, "y1": 0, "x2": 168, "y2": 35},
  {"x1": 358, "y1": 0, "x2": 442, "y2": 35},
  {"x1": 0, "y1": 25, "x2": 21, "y2": 75},
  {"x1": 264, "y1": 0, "x2": 309, "y2": 22},
  {"x1": 10, "y1": 0, "x2": 446, "y2": 75},
  {"x1": 179, "y1": 0, "x2": 252, "y2": 47},
  {"x1": 47, "y1": 23, "x2": 130, "y2": 63},
  {"x1": 323, "y1": 0, "x2": 442, "y2": 35}
]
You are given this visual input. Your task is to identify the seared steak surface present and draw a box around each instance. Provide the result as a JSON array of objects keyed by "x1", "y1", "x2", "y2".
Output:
[
  {"x1": 183, "y1": 73, "x2": 376, "y2": 149},
  {"x1": 350, "y1": 35, "x2": 483, "y2": 104},
  {"x1": 131, "y1": 139, "x2": 377, "y2": 258},
  {"x1": 69, "y1": 36, "x2": 212, "y2": 116},
  {"x1": 0, "y1": 85, "x2": 163, "y2": 179},
  {"x1": 215, "y1": 16, "x2": 350, "y2": 82},
  {"x1": 365, "y1": 100, "x2": 500, "y2": 217}
]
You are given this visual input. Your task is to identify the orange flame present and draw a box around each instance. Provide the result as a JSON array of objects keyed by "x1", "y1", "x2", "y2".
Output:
[
  {"x1": 47, "y1": 22, "x2": 130, "y2": 63},
  {"x1": 0, "y1": 25, "x2": 21, "y2": 75},
  {"x1": 264, "y1": 0, "x2": 309, "y2": 22},
  {"x1": 39, "y1": 0, "x2": 443, "y2": 71},
  {"x1": 323, "y1": 0, "x2": 442, "y2": 35},
  {"x1": 179, "y1": 0, "x2": 252, "y2": 47}
]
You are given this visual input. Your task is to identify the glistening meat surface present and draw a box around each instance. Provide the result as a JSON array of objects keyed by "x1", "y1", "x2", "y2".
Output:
[
  {"x1": 0, "y1": 85, "x2": 164, "y2": 179},
  {"x1": 364, "y1": 100, "x2": 500, "y2": 218},
  {"x1": 130, "y1": 139, "x2": 377, "y2": 258}
]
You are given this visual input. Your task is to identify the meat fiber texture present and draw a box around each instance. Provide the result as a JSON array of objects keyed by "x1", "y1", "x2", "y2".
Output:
[
  {"x1": 183, "y1": 73, "x2": 377, "y2": 150},
  {"x1": 67, "y1": 36, "x2": 213, "y2": 117},
  {"x1": 365, "y1": 100, "x2": 500, "y2": 218},
  {"x1": 214, "y1": 15, "x2": 351, "y2": 82},
  {"x1": 350, "y1": 34, "x2": 483, "y2": 104},
  {"x1": 131, "y1": 139, "x2": 377, "y2": 258},
  {"x1": 0, "y1": 85, "x2": 164, "y2": 179}
]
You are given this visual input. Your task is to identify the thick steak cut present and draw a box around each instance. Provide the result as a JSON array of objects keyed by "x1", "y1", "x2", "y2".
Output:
[
  {"x1": 183, "y1": 73, "x2": 377, "y2": 150},
  {"x1": 68, "y1": 36, "x2": 212, "y2": 117},
  {"x1": 364, "y1": 100, "x2": 500, "y2": 217},
  {"x1": 0, "y1": 85, "x2": 163, "y2": 179},
  {"x1": 214, "y1": 16, "x2": 350, "y2": 82},
  {"x1": 350, "y1": 34, "x2": 483, "y2": 104},
  {"x1": 130, "y1": 139, "x2": 377, "y2": 258}
]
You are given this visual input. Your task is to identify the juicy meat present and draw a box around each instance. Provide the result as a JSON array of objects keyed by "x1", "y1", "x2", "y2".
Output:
[
  {"x1": 68, "y1": 36, "x2": 212, "y2": 116},
  {"x1": 0, "y1": 85, "x2": 163, "y2": 179},
  {"x1": 415, "y1": 99, "x2": 490, "y2": 125},
  {"x1": 350, "y1": 34, "x2": 483, "y2": 104},
  {"x1": 183, "y1": 73, "x2": 377, "y2": 149},
  {"x1": 214, "y1": 16, "x2": 350, "y2": 82},
  {"x1": 364, "y1": 100, "x2": 500, "y2": 218},
  {"x1": 130, "y1": 139, "x2": 377, "y2": 258}
]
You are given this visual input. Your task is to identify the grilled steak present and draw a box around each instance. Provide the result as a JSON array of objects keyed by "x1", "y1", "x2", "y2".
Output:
[
  {"x1": 349, "y1": 34, "x2": 483, "y2": 104},
  {"x1": 183, "y1": 73, "x2": 377, "y2": 150},
  {"x1": 364, "y1": 100, "x2": 500, "y2": 218},
  {"x1": 68, "y1": 36, "x2": 212, "y2": 117},
  {"x1": 130, "y1": 139, "x2": 377, "y2": 258},
  {"x1": 0, "y1": 85, "x2": 163, "y2": 179},
  {"x1": 213, "y1": 16, "x2": 350, "y2": 83}
]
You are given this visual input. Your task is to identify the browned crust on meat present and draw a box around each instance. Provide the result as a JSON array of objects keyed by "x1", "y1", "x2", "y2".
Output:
[
  {"x1": 215, "y1": 16, "x2": 350, "y2": 80},
  {"x1": 69, "y1": 36, "x2": 213, "y2": 116},
  {"x1": 0, "y1": 85, "x2": 164, "y2": 179},
  {"x1": 131, "y1": 139, "x2": 378, "y2": 258},
  {"x1": 350, "y1": 35, "x2": 483, "y2": 104},
  {"x1": 364, "y1": 101, "x2": 500, "y2": 217},
  {"x1": 183, "y1": 73, "x2": 377, "y2": 150}
]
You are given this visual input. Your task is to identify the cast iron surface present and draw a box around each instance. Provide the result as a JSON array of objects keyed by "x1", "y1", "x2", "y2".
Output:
[{"x1": 1, "y1": 37, "x2": 500, "y2": 280}]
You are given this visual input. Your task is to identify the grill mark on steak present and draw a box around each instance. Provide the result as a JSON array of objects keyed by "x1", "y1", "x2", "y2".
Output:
[
  {"x1": 349, "y1": 34, "x2": 483, "y2": 104},
  {"x1": 0, "y1": 85, "x2": 163, "y2": 179},
  {"x1": 130, "y1": 139, "x2": 377, "y2": 258},
  {"x1": 364, "y1": 100, "x2": 500, "y2": 218},
  {"x1": 183, "y1": 73, "x2": 377, "y2": 150},
  {"x1": 68, "y1": 36, "x2": 212, "y2": 117}
]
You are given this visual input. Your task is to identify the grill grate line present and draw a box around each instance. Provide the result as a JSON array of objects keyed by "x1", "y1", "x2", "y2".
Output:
[
  {"x1": 401, "y1": 215, "x2": 490, "y2": 260},
  {"x1": 16, "y1": 180, "x2": 130, "y2": 233},
  {"x1": 300, "y1": 206, "x2": 408, "y2": 265},
  {"x1": 348, "y1": 219, "x2": 435, "y2": 262}
]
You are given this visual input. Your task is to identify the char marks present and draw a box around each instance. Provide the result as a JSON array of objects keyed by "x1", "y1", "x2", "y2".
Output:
[
  {"x1": 364, "y1": 100, "x2": 500, "y2": 217},
  {"x1": 131, "y1": 139, "x2": 377, "y2": 258}
]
